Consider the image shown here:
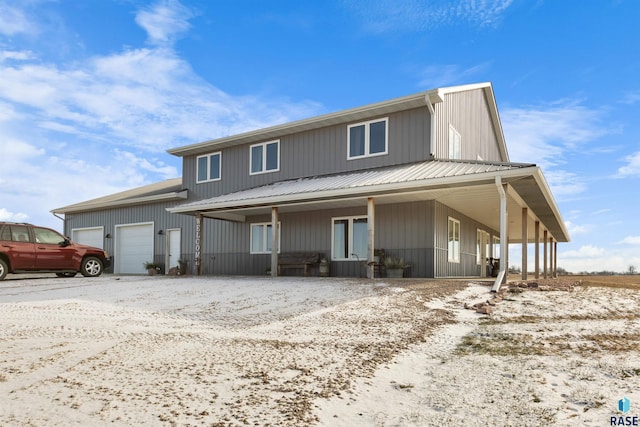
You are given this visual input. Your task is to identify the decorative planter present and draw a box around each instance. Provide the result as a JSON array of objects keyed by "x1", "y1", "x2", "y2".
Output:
[
  {"x1": 319, "y1": 258, "x2": 330, "y2": 277},
  {"x1": 386, "y1": 268, "x2": 403, "y2": 278}
]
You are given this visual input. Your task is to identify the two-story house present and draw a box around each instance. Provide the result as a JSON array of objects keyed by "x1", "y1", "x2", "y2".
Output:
[{"x1": 53, "y1": 82, "x2": 569, "y2": 283}]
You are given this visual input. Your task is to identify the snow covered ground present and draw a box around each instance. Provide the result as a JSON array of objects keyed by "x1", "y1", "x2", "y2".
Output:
[{"x1": 0, "y1": 274, "x2": 638, "y2": 426}]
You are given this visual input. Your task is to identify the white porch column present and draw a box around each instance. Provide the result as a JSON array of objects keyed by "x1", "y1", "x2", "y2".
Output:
[
  {"x1": 271, "y1": 207, "x2": 279, "y2": 278},
  {"x1": 367, "y1": 197, "x2": 375, "y2": 279},
  {"x1": 549, "y1": 236, "x2": 554, "y2": 280},
  {"x1": 491, "y1": 177, "x2": 509, "y2": 292},
  {"x1": 522, "y1": 207, "x2": 528, "y2": 281},
  {"x1": 534, "y1": 221, "x2": 540, "y2": 279},
  {"x1": 543, "y1": 230, "x2": 548, "y2": 279},
  {"x1": 554, "y1": 241, "x2": 558, "y2": 278}
]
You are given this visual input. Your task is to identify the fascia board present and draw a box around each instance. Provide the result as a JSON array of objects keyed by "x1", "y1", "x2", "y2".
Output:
[
  {"x1": 531, "y1": 168, "x2": 570, "y2": 242},
  {"x1": 167, "y1": 167, "x2": 538, "y2": 214}
]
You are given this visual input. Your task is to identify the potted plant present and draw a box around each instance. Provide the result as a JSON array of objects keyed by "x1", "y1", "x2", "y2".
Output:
[
  {"x1": 178, "y1": 259, "x2": 188, "y2": 276},
  {"x1": 143, "y1": 261, "x2": 162, "y2": 276},
  {"x1": 384, "y1": 256, "x2": 409, "y2": 278}
]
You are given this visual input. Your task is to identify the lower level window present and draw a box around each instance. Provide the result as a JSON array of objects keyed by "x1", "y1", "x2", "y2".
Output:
[
  {"x1": 448, "y1": 217, "x2": 460, "y2": 263},
  {"x1": 250, "y1": 222, "x2": 280, "y2": 254},
  {"x1": 332, "y1": 216, "x2": 367, "y2": 260}
]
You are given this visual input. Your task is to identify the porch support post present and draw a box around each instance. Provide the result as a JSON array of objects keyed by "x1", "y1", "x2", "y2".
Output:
[
  {"x1": 549, "y1": 236, "x2": 555, "y2": 279},
  {"x1": 367, "y1": 197, "x2": 375, "y2": 279},
  {"x1": 491, "y1": 177, "x2": 508, "y2": 292},
  {"x1": 271, "y1": 207, "x2": 279, "y2": 278},
  {"x1": 554, "y1": 241, "x2": 558, "y2": 278},
  {"x1": 534, "y1": 221, "x2": 540, "y2": 279},
  {"x1": 195, "y1": 213, "x2": 203, "y2": 276},
  {"x1": 521, "y1": 207, "x2": 528, "y2": 281},
  {"x1": 543, "y1": 230, "x2": 548, "y2": 279}
]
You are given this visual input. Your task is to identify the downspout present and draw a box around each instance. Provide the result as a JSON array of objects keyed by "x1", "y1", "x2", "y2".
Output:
[
  {"x1": 491, "y1": 176, "x2": 507, "y2": 292},
  {"x1": 425, "y1": 94, "x2": 436, "y2": 160}
]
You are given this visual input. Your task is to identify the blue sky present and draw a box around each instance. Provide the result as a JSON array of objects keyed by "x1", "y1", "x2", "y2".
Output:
[{"x1": 1, "y1": 0, "x2": 639, "y2": 273}]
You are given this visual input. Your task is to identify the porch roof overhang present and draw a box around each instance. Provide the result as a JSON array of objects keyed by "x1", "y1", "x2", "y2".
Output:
[{"x1": 167, "y1": 160, "x2": 569, "y2": 243}]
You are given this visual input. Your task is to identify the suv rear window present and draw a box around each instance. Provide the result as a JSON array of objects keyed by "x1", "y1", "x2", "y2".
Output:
[
  {"x1": 0, "y1": 226, "x2": 10, "y2": 241},
  {"x1": 9, "y1": 225, "x2": 31, "y2": 242}
]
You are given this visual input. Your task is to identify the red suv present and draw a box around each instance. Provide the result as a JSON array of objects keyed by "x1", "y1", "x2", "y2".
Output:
[{"x1": 0, "y1": 222, "x2": 110, "y2": 280}]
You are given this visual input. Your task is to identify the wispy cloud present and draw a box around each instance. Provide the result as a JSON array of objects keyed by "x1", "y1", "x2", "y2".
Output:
[
  {"x1": 417, "y1": 63, "x2": 491, "y2": 89},
  {"x1": 617, "y1": 151, "x2": 640, "y2": 177},
  {"x1": 0, "y1": 2, "x2": 35, "y2": 36},
  {"x1": 344, "y1": 0, "x2": 514, "y2": 33},
  {"x1": 135, "y1": 0, "x2": 194, "y2": 46},
  {"x1": 0, "y1": 1, "x2": 324, "y2": 226},
  {"x1": 500, "y1": 100, "x2": 611, "y2": 197},
  {"x1": 618, "y1": 236, "x2": 640, "y2": 245}
]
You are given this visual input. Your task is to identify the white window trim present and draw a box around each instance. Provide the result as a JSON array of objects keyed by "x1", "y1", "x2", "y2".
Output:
[
  {"x1": 347, "y1": 117, "x2": 389, "y2": 160},
  {"x1": 448, "y1": 217, "x2": 461, "y2": 263},
  {"x1": 492, "y1": 236, "x2": 501, "y2": 259},
  {"x1": 249, "y1": 140, "x2": 280, "y2": 175},
  {"x1": 448, "y1": 124, "x2": 461, "y2": 160},
  {"x1": 250, "y1": 222, "x2": 281, "y2": 254},
  {"x1": 331, "y1": 215, "x2": 368, "y2": 261},
  {"x1": 476, "y1": 229, "x2": 490, "y2": 265},
  {"x1": 196, "y1": 151, "x2": 222, "y2": 184}
]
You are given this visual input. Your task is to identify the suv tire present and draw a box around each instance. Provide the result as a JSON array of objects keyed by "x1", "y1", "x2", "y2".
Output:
[
  {"x1": 80, "y1": 256, "x2": 103, "y2": 277},
  {"x1": 0, "y1": 259, "x2": 7, "y2": 280}
]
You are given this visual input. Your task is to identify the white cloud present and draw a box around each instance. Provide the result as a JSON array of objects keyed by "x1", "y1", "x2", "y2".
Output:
[
  {"x1": 618, "y1": 236, "x2": 640, "y2": 245},
  {"x1": 617, "y1": 151, "x2": 640, "y2": 177},
  {"x1": 0, "y1": 208, "x2": 29, "y2": 222},
  {"x1": 502, "y1": 100, "x2": 609, "y2": 168},
  {"x1": 561, "y1": 245, "x2": 605, "y2": 259},
  {"x1": 135, "y1": 0, "x2": 194, "y2": 46},
  {"x1": 0, "y1": 1, "x2": 325, "y2": 230},
  {"x1": 344, "y1": 0, "x2": 514, "y2": 33},
  {"x1": 564, "y1": 221, "x2": 588, "y2": 236}
]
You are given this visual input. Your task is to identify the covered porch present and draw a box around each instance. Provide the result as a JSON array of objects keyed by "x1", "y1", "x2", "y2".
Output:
[{"x1": 167, "y1": 160, "x2": 569, "y2": 287}]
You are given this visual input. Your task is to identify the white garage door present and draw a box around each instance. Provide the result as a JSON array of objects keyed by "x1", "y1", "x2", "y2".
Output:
[
  {"x1": 115, "y1": 223, "x2": 154, "y2": 274},
  {"x1": 72, "y1": 227, "x2": 104, "y2": 249}
]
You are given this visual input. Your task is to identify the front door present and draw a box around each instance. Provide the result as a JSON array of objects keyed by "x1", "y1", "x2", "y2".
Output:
[{"x1": 166, "y1": 229, "x2": 181, "y2": 272}]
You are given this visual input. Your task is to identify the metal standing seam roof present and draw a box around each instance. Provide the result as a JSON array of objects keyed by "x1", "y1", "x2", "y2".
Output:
[{"x1": 170, "y1": 160, "x2": 533, "y2": 211}]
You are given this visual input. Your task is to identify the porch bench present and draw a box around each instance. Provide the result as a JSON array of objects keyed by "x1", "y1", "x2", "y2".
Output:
[{"x1": 277, "y1": 252, "x2": 320, "y2": 276}]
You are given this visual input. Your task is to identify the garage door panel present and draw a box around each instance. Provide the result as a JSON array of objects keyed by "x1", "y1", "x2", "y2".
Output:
[
  {"x1": 72, "y1": 228, "x2": 104, "y2": 249},
  {"x1": 116, "y1": 223, "x2": 153, "y2": 274}
]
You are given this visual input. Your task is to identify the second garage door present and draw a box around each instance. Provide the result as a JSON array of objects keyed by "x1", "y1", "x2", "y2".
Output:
[{"x1": 115, "y1": 223, "x2": 154, "y2": 274}]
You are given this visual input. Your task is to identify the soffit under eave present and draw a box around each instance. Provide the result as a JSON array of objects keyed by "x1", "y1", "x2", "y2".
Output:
[{"x1": 508, "y1": 176, "x2": 569, "y2": 242}]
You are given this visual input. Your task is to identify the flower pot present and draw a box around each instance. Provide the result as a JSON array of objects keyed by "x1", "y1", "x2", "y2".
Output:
[{"x1": 386, "y1": 268, "x2": 403, "y2": 278}]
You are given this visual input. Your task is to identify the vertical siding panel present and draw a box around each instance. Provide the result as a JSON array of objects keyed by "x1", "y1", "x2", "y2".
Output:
[{"x1": 188, "y1": 107, "x2": 432, "y2": 201}]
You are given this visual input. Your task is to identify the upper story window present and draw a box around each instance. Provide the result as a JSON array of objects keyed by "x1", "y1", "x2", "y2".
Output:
[
  {"x1": 197, "y1": 152, "x2": 222, "y2": 183},
  {"x1": 347, "y1": 117, "x2": 388, "y2": 160},
  {"x1": 250, "y1": 140, "x2": 280, "y2": 175},
  {"x1": 448, "y1": 124, "x2": 461, "y2": 160}
]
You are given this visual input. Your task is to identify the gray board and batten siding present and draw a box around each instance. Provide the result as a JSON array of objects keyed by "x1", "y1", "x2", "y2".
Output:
[
  {"x1": 62, "y1": 200, "x2": 194, "y2": 274},
  {"x1": 198, "y1": 201, "x2": 436, "y2": 278},
  {"x1": 183, "y1": 107, "x2": 431, "y2": 201},
  {"x1": 432, "y1": 90, "x2": 504, "y2": 162}
]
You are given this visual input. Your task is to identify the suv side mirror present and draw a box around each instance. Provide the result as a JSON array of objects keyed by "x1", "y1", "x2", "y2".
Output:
[{"x1": 59, "y1": 239, "x2": 71, "y2": 247}]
